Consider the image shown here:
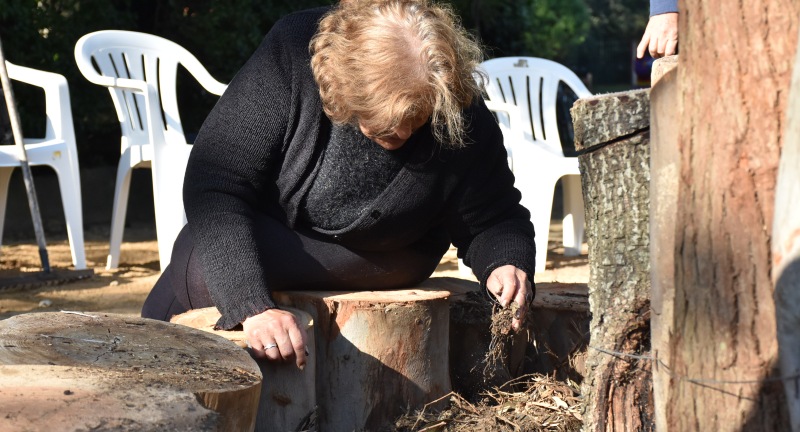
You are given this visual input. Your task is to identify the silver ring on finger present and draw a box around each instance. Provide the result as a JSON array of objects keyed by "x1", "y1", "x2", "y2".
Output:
[{"x1": 264, "y1": 343, "x2": 278, "y2": 350}]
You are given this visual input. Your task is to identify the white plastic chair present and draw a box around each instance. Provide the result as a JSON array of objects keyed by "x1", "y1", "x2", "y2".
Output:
[
  {"x1": 461, "y1": 57, "x2": 590, "y2": 275},
  {"x1": 74, "y1": 30, "x2": 226, "y2": 271},
  {"x1": 0, "y1": 61, "x2": 86, "y2": 269}
]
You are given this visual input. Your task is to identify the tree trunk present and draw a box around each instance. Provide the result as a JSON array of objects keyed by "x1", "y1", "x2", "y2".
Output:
[
  {"x1": 171, "y1": 306, "x2": 317, "y2": 432},
  {"x1": 775, "y1": 24, "x2": 800, "y2": 431},
  {"x1": 0, "y1": 312, "x2": 262, "y2": 432},
  {"x1": 653, "y1": 1, "x2": 800, "y2": 429},
  {"x1": 273, "y1": 287, "x2": 452, "y2": 432},
  {"x1": 572, "y1": 88, "x2": 654, "y2": 431}
]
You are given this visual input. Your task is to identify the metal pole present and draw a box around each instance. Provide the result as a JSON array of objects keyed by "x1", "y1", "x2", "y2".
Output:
[{"x1": 0, "y1": 37, "x2": 50, "y2": 272}]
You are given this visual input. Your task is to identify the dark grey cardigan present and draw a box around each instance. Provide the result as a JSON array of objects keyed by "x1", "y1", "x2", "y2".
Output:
[{"x1": 184, "y1": 7, "x2": 536, "y2": 329}]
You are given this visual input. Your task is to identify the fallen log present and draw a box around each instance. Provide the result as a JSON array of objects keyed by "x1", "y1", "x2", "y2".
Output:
[{"x1": 0, "y1": 311, "x2": 261, "y2": 432}]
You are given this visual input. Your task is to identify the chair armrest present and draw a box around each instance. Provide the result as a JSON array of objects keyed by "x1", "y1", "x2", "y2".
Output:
[
  {"x1": 177, "y1": 54, "x2": 227, "y2": 96},
  {"x1": 5, "y1": 62, "x2": 76, "y2": 143},
  {"x1": 483, "y1": 99, "x2": 525, "y2": 144}
]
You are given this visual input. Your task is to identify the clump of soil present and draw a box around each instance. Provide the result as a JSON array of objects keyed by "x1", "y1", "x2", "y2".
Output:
[
  {"x1": 391, "y1": 373, "x2": 583, "y2": 432},
  {"x1": 484, "y1": 301, "x2": 522, "y2": 380}
]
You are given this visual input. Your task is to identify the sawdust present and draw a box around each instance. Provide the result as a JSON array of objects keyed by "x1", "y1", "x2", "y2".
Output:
[{"x1": 391, "y1": 373, "x2": 583, "y2": 432}]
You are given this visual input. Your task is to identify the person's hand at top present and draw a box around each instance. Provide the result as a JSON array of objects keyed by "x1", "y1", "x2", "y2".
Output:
[
  {"x1": 485, "y1": 264, "x2": 533, "y2": 331},
  {"x1": 243, "y1": 308, "x2": 307, "y2": 369},
  {"x1": 637, "y1": 12, "x2": 679, "y2": 59}
]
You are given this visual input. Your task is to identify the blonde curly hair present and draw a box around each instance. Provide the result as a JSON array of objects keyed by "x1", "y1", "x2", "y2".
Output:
[{"x1": 310, "y1": 0, "x2": 485, "y2": 148}]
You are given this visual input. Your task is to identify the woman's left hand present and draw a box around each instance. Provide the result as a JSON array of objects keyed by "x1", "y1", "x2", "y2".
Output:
[{"x1": 486, "y1": 264, "x2": 533, "y2": 331}]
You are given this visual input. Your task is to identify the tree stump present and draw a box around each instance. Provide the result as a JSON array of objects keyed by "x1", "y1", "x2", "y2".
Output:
[
  {"x1": 0, "y1": 312, "x2": 261, "y2": 432},
  {"x1": 171, "y1": 306, "x2": 317, "y2": 432},
  {"x1": 572, "y1": 89, "x2": 653, "y2": 431},
  {"x1": 438, "y1": 277, "x2": 590, "y2": 399},
  {"x1": 273, "y1": 287, "x2": 451, "y2": 432}
]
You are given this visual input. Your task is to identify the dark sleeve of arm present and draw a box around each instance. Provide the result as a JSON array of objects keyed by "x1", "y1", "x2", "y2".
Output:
[
  {"x1": 650, "y1": 0, "x2": 678, "y2": 15},
  {"x1": 446, "y1": 100, "x2": 536, "y2": 286},
  {"x1": 183, "y1": 27, "x2": 293, "y2": 330}
]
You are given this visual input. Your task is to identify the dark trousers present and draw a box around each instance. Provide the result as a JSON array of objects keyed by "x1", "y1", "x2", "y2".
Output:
[{"x1": 141, "y1": 215, "x2": 449, "y2": 322}]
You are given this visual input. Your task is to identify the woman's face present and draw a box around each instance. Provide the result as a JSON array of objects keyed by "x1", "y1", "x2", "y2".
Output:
[{"x1": 359, "y1": 113, "x2": 430, "y2": 151}]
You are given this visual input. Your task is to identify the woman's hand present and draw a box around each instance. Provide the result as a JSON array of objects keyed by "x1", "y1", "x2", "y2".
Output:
[
  {"x1": 486, "y1": 264, "x2": 533, "y2": 331},
  {"x1": 637, "y1": 13, "x2": 679, "y2": 59},
  {"x1": 243, "y1": 308, "x2": 307, "y2": 370}
]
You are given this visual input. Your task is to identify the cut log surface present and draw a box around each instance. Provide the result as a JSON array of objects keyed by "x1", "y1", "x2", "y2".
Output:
[
  {"x1": 0, "y1": 365, "x2": 220, "y2": 431},
  {"x1": 0, "y1": 312, "x2": 262, "y2": 432},
  {"x1": 171, "y1": 307, "x2": 250, "y2": 349},
  {"x1": 273, "y1": 286, "x2": 452, "y2": 432},
  {"x1": 426, "y1": 277, "x2": 589, "y2": 312},
  {"x1": 572, "y1": 89, "x2": 651, "y2": 152},
  {"x1": 172, "y1": 306, "x2": 317, "y2": 432}
]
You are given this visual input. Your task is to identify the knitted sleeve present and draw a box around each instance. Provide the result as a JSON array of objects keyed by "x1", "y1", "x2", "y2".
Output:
[
  {"x1": 651, "y1": 0, "x2": 678, "y2": 16},
  {"x1": 445, "y1": 100, "x2": 536, "y2": 288},
  {"x1": 183, "y1": 12, "x2": 315, "y2": 330}
]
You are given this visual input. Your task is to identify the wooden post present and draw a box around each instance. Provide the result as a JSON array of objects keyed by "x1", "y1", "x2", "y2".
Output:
[
  {"x1": 571, "y1": 89, "x2": 653, "y2": 431},
  {"x1": 0, "y1": 312, "x2": 262, "y2": 431},
  {"x1": 648, "y1": 55, "x2": 679, "y2": 432},
  {"x1": 273, "y1": 287, "x2": 452, "y2": 432},
  {"x1": 651, "y1": 1, "x2": 799, "y2": 429},
  {"x1": 171, "y1": 307, "x2": 317, "y2": 432}
]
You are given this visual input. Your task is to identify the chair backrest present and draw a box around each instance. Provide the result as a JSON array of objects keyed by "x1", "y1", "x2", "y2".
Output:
[
  {"x1": 478, "y1": 57, "x2": 591, "y2": 157},
  {"x1": 74, "y1": 30, "x2": 226, "y2": 150}
]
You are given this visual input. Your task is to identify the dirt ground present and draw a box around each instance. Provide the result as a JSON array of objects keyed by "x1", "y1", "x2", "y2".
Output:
[{"x1": 0, "y1": 223, "x2": 588, "y2": 320}]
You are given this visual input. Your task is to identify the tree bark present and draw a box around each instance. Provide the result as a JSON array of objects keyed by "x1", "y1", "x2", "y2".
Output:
[
  {"x1": 0, "y1": 312, "x2": 262, "y2": 432},
  {"x1": 171, "y1": 306, "x2": 317, "y2": 432},
  {"x1": 653, "y1": 1, "x2": 800, "y2": 429},
  {"x1": 572, "y1": 89, "x2": 654, "y2": 432},
  {"x1": 273, "y1": 287, "x2": 452, "y2": 432}
]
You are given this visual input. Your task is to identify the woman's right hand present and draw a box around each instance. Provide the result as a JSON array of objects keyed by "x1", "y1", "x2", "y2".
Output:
[{"x1": 243, "y1": 308, "x2": 307, "y2": 370}]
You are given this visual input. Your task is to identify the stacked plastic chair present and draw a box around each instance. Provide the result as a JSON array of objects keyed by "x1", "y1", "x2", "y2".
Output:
[
  {"x1": 74, "y1": 31, "x2": 226, "y2": 271},
  {"x1": 0, "y1": 61, "x2": 86, "y2": 269},
  {"x1": 462, "y1": 57, "x2": 591, "y2": 275}
]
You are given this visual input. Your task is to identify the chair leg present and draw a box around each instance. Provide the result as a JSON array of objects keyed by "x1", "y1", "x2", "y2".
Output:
[
  {"x1": 51, "y1": 160, "x2": 87, "y2": 270},
  {"x1": 561, "y1": 174, "x2": 585, "y2": 256},
  {"x1": 151, "y1": 145, "x2": 192, "y2": 271},
  {"x1": 107, "y1": 157, "x2": 134, "y2": 270},
  {"x1": 519, "y1": 177, "x2": 557, "y2": 274},
  {"x1": 0, "y1": 168, "x2": 13, "y2": 247},
  {"x1": 457, "y1": 258, "x2": 473, "y2": 278}
]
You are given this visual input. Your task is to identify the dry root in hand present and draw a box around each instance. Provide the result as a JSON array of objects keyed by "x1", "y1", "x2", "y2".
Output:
[{"x1": 483, "y1": 302, "x2": 522, "y2": 381}]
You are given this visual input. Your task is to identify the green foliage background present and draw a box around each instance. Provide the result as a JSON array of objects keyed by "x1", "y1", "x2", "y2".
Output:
[{"x1": 0, "y1": 0, "x2": 646, "y2": 166}]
